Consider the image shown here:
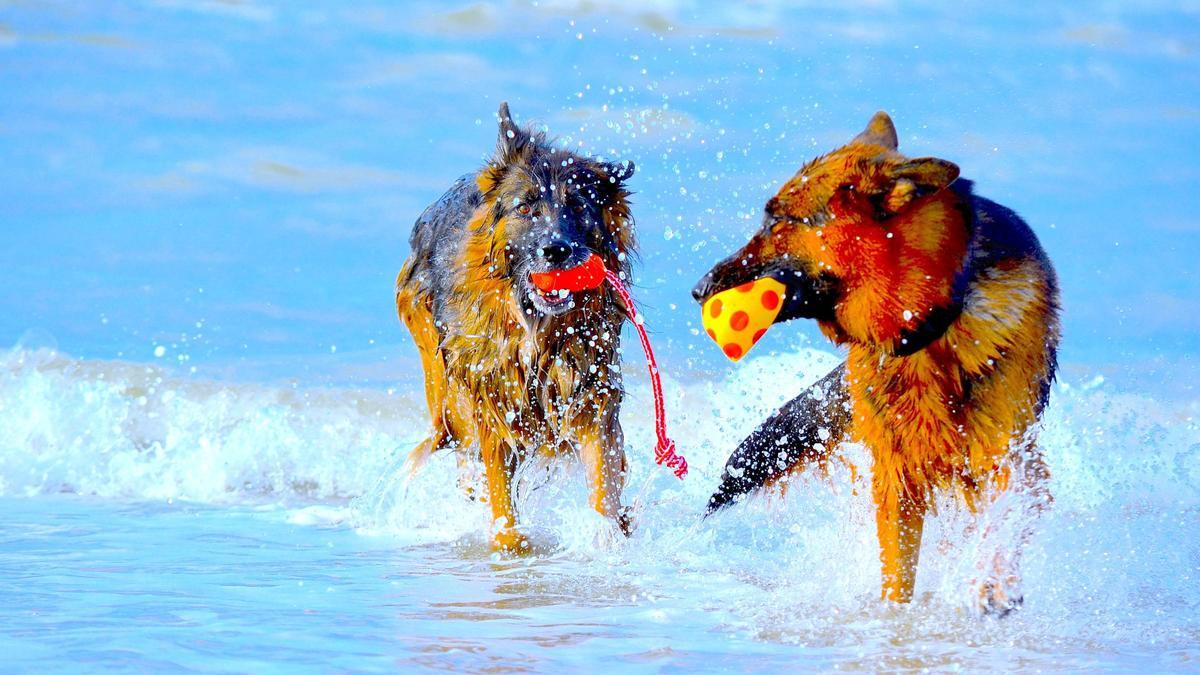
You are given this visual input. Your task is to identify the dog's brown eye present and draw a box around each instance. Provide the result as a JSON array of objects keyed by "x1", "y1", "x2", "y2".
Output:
[
  {"x1": 518, "y1": 204, "x2": 531, "y2": 215},
  {"x1": 839, "y1": 184, "x2": 855, "y2": 192},
  {"x1": 572, "y1": 204, "x2": 585, "y2": 214}
]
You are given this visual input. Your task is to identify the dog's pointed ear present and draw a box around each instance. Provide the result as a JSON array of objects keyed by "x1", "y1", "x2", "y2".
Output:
[
  {"x1": 886, "y1": 157, "x2": 959, "y2": 190},
  {"x1": 479, "y1": 102, "x2": 530, "y2": 195},
  {"x1": 881, "y1": 157, "x2": 960, "y2": 213},
  {"x1": 853, "y1": 111, "x2": 898, "y2": 151},
  {"x1": 495, "y1": 101, "x2": 529, "y2": 163},
  {"x1": 601, "y1": 160, "x2": 636, "y2": 186}
]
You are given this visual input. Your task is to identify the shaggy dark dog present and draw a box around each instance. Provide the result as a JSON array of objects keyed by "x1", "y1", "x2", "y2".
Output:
[{"x1": 397, "y1": 103, "x2": 637, "y2": 552}]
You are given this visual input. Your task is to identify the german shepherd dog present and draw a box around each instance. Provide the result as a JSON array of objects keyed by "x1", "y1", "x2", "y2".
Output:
[
  {"x1": 396, "y1": 103, "x2": 637, "y2": 553},
  {"x1": 693, "y1": 112, "x2": 1060, "y2": 613}
]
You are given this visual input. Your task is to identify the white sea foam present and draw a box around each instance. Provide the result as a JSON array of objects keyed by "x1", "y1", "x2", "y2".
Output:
[{"x1": 0, "y1": 347, "x2": 421, "y2": 503}]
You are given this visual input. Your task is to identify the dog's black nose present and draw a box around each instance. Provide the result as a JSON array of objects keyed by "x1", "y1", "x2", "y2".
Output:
[
  {"x1": 691, "y1": 274, "x2": 713, "y2": 303},
  {"x1": 539, "y1": 242, "x2": 574, "y2": 266}
]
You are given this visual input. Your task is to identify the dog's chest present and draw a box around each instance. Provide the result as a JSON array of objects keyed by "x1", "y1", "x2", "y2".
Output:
[
  {"x1": 445, "y1": 323, "x2": 622, "y2": 447},
  {"x1": 847, "y1": 345, "x2": 970, "y2": 476}
]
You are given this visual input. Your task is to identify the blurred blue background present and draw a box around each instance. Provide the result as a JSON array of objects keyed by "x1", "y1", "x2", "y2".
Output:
[{"x1": 3, "y1": 1, "x2": 1198, "y2": 395}]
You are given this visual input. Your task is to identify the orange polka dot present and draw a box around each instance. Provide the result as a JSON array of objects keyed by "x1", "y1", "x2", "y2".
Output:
[
  {"x1": 730, "y1": 311, "x2": 749, "y2": 331},
  {"x1": 760, "y1": 290, "x2": 779, "y2": 310},
  {"x1": 709, "y1": 298, "x2": 723, "y2": 318},
  {"x1": 752, "y1": 329, "x2": 767, "y2": 344},
  {"x1": 706, "y1": 328, "x2": 717, "y2": 341},
  {"x1": 723, "y1": 343, "x2": 743, "y2": 359},
  {"x1": 736, "y1": 281, "x2": 756, "y2": 293}
]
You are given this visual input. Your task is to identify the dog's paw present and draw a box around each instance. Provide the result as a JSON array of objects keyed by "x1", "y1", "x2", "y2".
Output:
[
  {"x1": 976, "y1": 578, "x2": 1024, "y2": 618},
  {"x1": 617, "y1": 506, "x2": 637, "y2": 537},
  {"x1": 491, "y1": 529, "x2": 532, "y2": 555}
]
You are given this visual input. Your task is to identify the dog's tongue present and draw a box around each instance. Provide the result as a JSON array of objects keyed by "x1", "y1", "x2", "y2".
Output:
[
  {"x1": 701, "y1": 278, "x2": 786, "y2": 361},
  {"x1": 529, "y1": 253, "x2": 606, "y2": 293}
]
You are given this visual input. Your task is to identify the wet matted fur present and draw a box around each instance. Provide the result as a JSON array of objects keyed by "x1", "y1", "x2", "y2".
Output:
[
  {"x1": 694, "y1": 112, "x2": 1060, "y2": 613},
  {"x1": 396, "y1": 103, "x2": 637, "y2": 552}
]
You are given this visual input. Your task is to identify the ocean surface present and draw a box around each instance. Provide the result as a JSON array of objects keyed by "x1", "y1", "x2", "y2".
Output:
[
  {"x1": 2, "y1": 1, "x2": 1199, "y2": 672},
  {"x1": 3, "y1": 347, "x2": 1198, "y2": 670}
]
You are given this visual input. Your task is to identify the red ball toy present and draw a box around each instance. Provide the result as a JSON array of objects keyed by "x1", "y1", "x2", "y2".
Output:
[{"x1": 529, "y1": 253, "x2": 606, "y2": 293}]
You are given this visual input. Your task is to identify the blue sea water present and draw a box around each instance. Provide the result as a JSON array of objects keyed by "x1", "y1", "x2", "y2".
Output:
[
  {"x1": 2, "y1": 347, "x2": 1198, "y2": 671},
  {"x1": 2, "y1": 1, "x2": 1199, "y2": 671}
]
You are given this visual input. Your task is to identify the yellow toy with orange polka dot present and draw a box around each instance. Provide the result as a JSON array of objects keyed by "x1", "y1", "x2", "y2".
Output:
[{"x1": 701, "y1": 278, "x2": 786, "y2": 361}]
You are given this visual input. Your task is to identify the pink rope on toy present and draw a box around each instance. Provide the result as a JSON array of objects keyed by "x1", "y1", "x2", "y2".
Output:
[{"x1": 604, "y1": 268, "x2": 687, "y2": 479}]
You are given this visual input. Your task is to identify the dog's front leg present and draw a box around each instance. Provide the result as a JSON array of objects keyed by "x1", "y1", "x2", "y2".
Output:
[
  {"x1": 577, "y1": 420, "x2": 631, "y2": 536},
  {"x1": 479, "y1": 430, "x2": 528, "y2": 553},
  {"x1": 873, "y1": 472, "x2": 926, "y2": 603}
]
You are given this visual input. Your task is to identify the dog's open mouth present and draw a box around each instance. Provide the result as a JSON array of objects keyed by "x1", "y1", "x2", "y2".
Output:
[
  {"x1": 521, "y1": 279, "x2": 576, "y2": 316},
  {"x1": 522, "y1": 254, "x2": 606, "y2": 317},
  {"x1": 532, "y1": 286, "x2": 572, "y2": 309}
]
